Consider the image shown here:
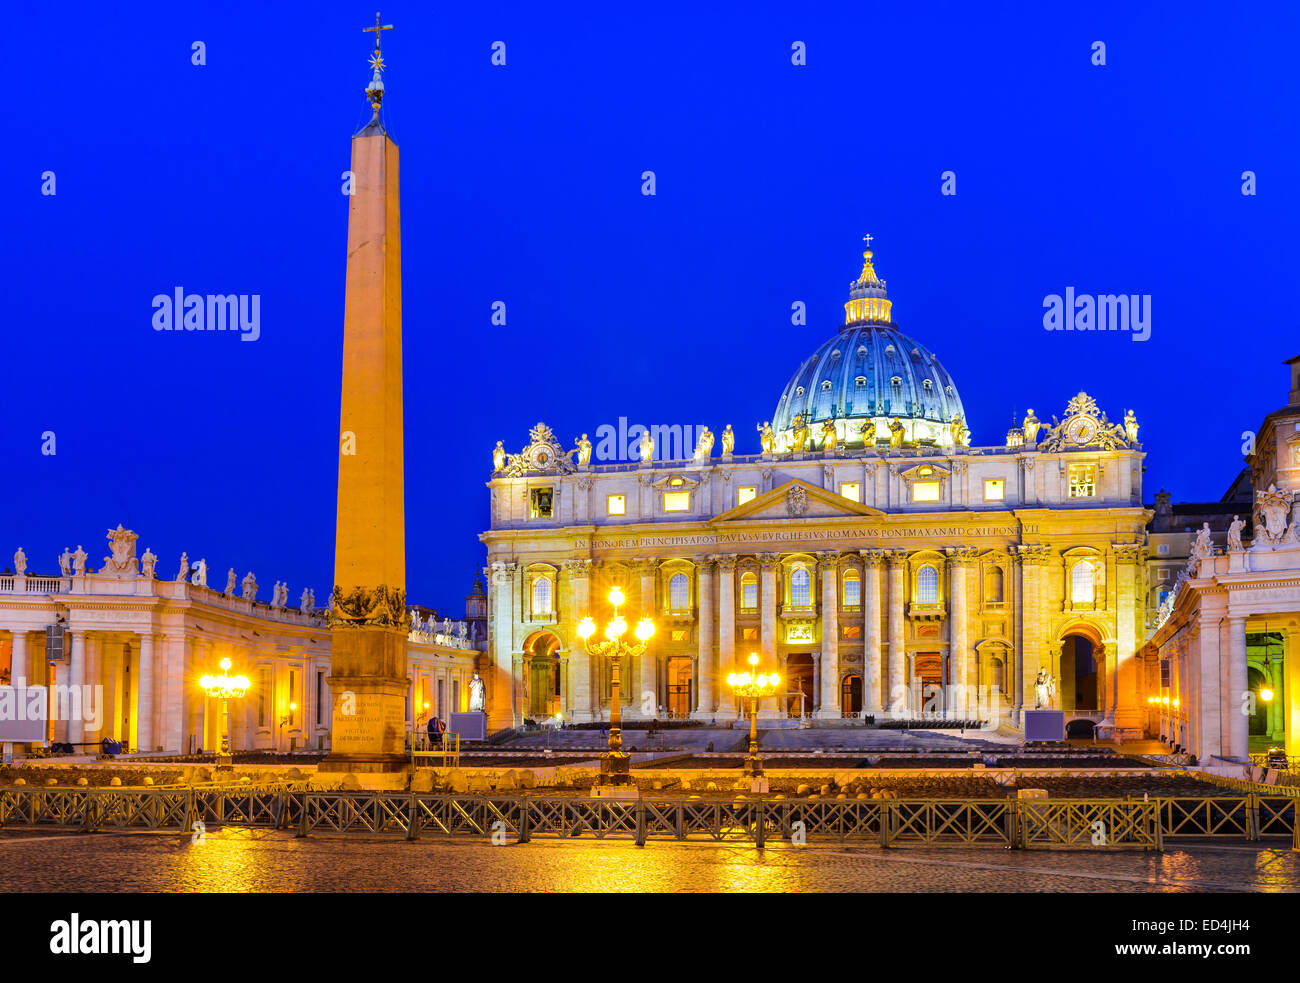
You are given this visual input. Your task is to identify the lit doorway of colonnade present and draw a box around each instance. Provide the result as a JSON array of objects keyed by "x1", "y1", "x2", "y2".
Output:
[
  {"x1": 524, "y1": 631, "x2": 561, "y2": 720},
  {"x1": 666, "y1": 656, "x2": 693, "y2": 718},
  {"x1": 785, "y1": 653, "x2": 814, "y2": 717}
]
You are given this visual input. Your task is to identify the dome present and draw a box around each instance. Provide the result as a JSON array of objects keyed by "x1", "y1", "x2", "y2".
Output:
[{"x1": 770, "y1": 248, "x2": 966, "y2": 450}]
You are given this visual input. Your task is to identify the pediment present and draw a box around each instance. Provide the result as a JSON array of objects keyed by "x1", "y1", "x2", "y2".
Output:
[{"x1": 711, "y1": 478, "x2": 884, "y2": 523}]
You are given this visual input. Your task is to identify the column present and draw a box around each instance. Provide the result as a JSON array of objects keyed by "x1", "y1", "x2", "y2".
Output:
[
  {"x1": 489, "y1": 561, "x2": 517, "y2": 731},
  {"x1": 813, "y1": 654, "x2": 821, "y2": 716},
  {"x1": 885, "y1": 551, "x2": 906, "y2": 714},
  {"x1": 67, "y1": 631, "x2": 85, "y2": 746},
  {"x1": 759, "y1": 554, "x2": 778, "y2": 664},
  {"x1": 862, "y1": 551, "x2": 883, "y2": 712},
  {"x1": 137, "y1": 633, "x2": 155, "y2": 754},
  {"x1": 1227, "y1": 616, "x2": 1248, "y2": 761},
  {"x1": 817, "y1": 552, "x2": 839, "y2": 717},
  {"x1": 10, "y1": 632, "x2": 27, "y2": 752},
  {"x1": 637, "y1": 559, "x2": 657, "y2": 718},
  {"x1": 566, "y1": 559, "x2": 593, "y2": 722},
  {"x1": 947, "y1": 548, "x2": 973, "y2": 717},
  {"x1": 716, "y1": 555, "x2": 736, "y2": 680},
  {"x1": 1018, "y1": 548, "x2": 1045, "y2": 724},
  {"x1": 1113, "y1": 546, "x2": 1142, "y2": 735},
  {"x1": 696, "y1": 558, "x2": 715, "y2": 716},
  {"x1": 1286, "y1": 628, "x2": 1300, "y2": 760},
  {"x1": 1269, "y1": 658, "x2": 1284, "y2": 742}
]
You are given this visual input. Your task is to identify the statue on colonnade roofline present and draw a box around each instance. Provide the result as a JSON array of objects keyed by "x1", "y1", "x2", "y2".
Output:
[
  {"x1": 176, "y1": 552, "x2": 189, "y2": 583},
  {"x1": 226, "y1": 568, "x2": 238, "y2": 594},
  {"x1": 59, "y1": 547, "x2": 73, "y2": 576},
  {"x1": 13, "y1": 547, "x2": 26, "y2": 577},
  {"x1": 1022, "y1": 409, "x2": 1041, "y2": 444},
  {"x1": 694, "y1": 426, "x2": 714, "y2": 463},
  {"x1": 242, "y1": 571, "x2": 257, "y2": 601},
  {"x1": 301, "y1": 587, "x2": 314, "y2": 613},
  {"x1": 1124, "y1": 409, "x2": 1139, "y2": 443},
  {"x1": 192, "y1": 558, "x2": 208, "y2": 587},
  {"x1": 639, "y1": 429, "x2": 654, "y2": 464},
  {"x1": 1227, "y1": 516, "x2": 1246, "y2": 553},
  {"x1": 721, "y1": 424, "x2": 734, "y2": 458},
  {"x1": 1191, "y1": 523, "x2": 1214, "y2": 559},
  {"x1": 756, "y1": 421, "x2": 775, "y2": 458},
  {"x1": 72, "y1": 545, "x2": 87, "y2": 575},
  {"x1": 576, "y1": 433, "x2": 592, "y2": 468},
  {"x1": 141, "y1": 547, "x2": 157, "y2": 579},
  {"x1": 492, "y1": 440, "x2": 506, "y2": 473}
]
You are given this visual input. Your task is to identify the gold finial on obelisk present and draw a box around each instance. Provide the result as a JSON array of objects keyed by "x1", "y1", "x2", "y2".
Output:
[{"x1": 363, "y1": 12, "x2": 395, "y2": 118}]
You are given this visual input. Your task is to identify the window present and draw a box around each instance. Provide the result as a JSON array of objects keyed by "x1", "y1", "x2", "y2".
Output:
[
  {"x1": 1157, "y1": 544, "x2": 1169, "y2": 555},
  {"x1": 670, "y1": 629, "x2": 688, "y2": 642},
  {"x1": 1071, "y1": 561, "x2": 1095, "y2": 603},
  {"x1": 737, "y1": 486, "x2": 757, "y2": 506},
  {"x1": 742, "y1": 627, "x2": 759, "y2": 640},
  {"x1": 1068, "y1": 464, "x2": 1096, "y2": 498},
  {"x1": 606, "y1": 494, "x2": 626, "y2": 516},
  {"x1": 529, "y1": 487, "x2": 554, "y2": 518},
  {"x1": 664, "y1": 491, "x2": 690, "y2": 512},
  {"x1": 790, "y1": 565, "x2": 811, "y2": 607},
  {"x1": 316, "y1": 671, "x2": 324, "y2": 725},
  {"x1": 840, "y1": 482, "x2": 860, "y2": 502},
  {"x1": 917, "y1": 565, "x2": 939, "y2": 604},
  {"x1": 984, "y1": 479, "x2": 1005, "y2": 501},
  {"x1": 740, "y1": 572, "x2": 758, "y2": 612},
  {"x1": 1158, "y1": 568, "x2": 1169, "y2": 581},
  {"x1": 843, "y1": 570, "x2": 861, "y2": 608},
  {"x1": 842, "y1": 625, "x2": 861, "y2": 639},
  {"x1": 984, "y1": 567, "x2": 1004, "y2": 603},
  {"x1": 821, "y1": 380, "x2": 832, "y2": 391},
  {"x1": 912, "y1": 481, "x2": 941, "y2": 502},
  {"x1": 668, "y1": 573, "x2": 690, "y2": 611},
  {"x1": 531, "y1": 576, "x2": 553, "y2": 617},
  {"x1": 855, "y1": 376, "x2": 867, "y2": 389}
]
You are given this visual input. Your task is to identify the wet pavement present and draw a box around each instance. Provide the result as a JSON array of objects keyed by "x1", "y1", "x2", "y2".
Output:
[{"x1": 1, "y1": 827, "x2": 1297, "y2": 892}]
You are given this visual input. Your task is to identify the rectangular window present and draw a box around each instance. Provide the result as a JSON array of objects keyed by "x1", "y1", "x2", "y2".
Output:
[
  {"x1": 840, "y1": 482, "x2": 861, "y2": 502},
  {"x1": 529, "y1": 487, "x2": 554, "y2": 518},
  {"x1": 911, "y1": 481, "x2": 941, "y2": 502},
  {"x1": 1157, "y1": 544, "x2": 1169, "y2": 555},
  {"x1": 670, "y1": 629, "x2": 688, "y2": 642},
  {"x1": 983, "y1": 479, "x2": 1005, "y2": 501},
  {"x1": 1158, "y1": 568, "x2": 1169, "y2": 581},
  {"x1": 663, "y1": 491, "x2": 690, "y2": 512},
  {"x1": 740, "y1": 579, "x2": 758, "y2": 612},
  {"x1": 843, "y1": 576, "x2": 861, "y2": 608},
  {"x1": 737, "y1": 486, "x2": 757, "y2": 506},
  {"x1": 742, "y1": 627, "x2": 759, "y2": 640},
  {"x1": 606, "y1": 494, "x2": 626, "y2": 516},
  {"x1": 1068, "y1": 465, "x2": 1096, "y2": 498},
  {"x1": 842, "y1": 625, "x2": 862, "y2": 639}
]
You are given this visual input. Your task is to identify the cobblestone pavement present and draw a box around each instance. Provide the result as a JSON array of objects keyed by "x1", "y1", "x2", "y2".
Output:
[{"x1": 1, "y1": 829, "x2": 1297, "y2": 892}]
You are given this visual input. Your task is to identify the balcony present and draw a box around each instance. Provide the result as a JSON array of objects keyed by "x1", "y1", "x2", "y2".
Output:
[{"x1": 907, "y1": 602, "x2": 946, "y2": 621}]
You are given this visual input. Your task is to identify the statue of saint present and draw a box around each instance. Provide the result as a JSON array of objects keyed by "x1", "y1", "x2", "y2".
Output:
[
  {"x1": 888, "y1": 417, "x2": 905, "y2": 448},
  {"x1": 492, "y1": 440, "x2": 506, "y2": 472},
  {"x1": 721, "y1": 424, "x2": 734, "y2": 458},
  {"x1": 469, "y1": 673, "x2": 487, "y2": 712},
  {"x1": 1192, "y1": 522, "x2": 1214, "y2": 559},
  {"x1": 301, "y1": 587, "x2": 313, "y2": 613},
  {"x1": 757, "y1": 421, "x2": 775, "y2": 457},
  {"x1": 1124, "y1": 409, "x2": 1139, "y2": 443},
  {"x1": 1034, "y1": 668, "x2": 1049, "y2": 709},
  {"x1": 639, "y1": 429, "x2": 654, "y2": 464},
  {"x1": 140, "y1": 547, "x2": 157, "y2": 579},
  {"x1": 410, "y1": 609, "x2": 420, "y2": 629},
  {"x1": 242, "y1": 571, "x2": 258, "y2": 601},
  {"x1": 192, "y1": 558, "x2": 207, "y2": 587},
  {"x1": 576, "y1": 433, "x2": 592, "y2": 467},
  {"x1": 59, "y1": 547, "x2": 73, "y2": 576},
  {"x1": 694, "y1": 426, "x2": 714, "y2": 463},
  {"x1": 1227, "y1": 515, "x2": 1246, "y2": 553},
  {"x1": 820, "y1": 419, "x2": 838, "y2": 452},
  {"x1": 72, "y1": 545, "x2": 87, "y2": 575},
  {"x1": 791, "y1": 414, "x2": 810, "y2": 452},
  {"x1": 225, "y1": 568, "x2": 238, "y2": 595},
  {"x1": 1022, "y1": 409, "x2": 1041, "y2": 443},
  {"x1": 13, "y1": 547, "x2": 26, "y2": 577},
  {"x1": 950, "y1": 413, "x2": 968, "y2": 448},
  {"x1": 176, "y1": 552, "x2": 189, "y2": 583},
  {"x1": 856, "y1": 419, "x2": 877, "y2": 446}
]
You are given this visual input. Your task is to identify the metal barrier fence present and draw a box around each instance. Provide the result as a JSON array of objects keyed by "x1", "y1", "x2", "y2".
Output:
[{"x1": 5, "y1": 786, "x2": 1297, "y2": 849}]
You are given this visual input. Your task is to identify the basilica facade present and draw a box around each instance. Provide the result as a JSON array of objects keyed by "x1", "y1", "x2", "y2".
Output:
[{"x1": 481, "y1": 249, "x2": 1151, "y2": 737}]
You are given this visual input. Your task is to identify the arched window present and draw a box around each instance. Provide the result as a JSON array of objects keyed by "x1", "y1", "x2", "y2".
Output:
[
  {"x1": 1071, "y1": 561, "x2": 1095, "y2": 604},
  {"x1": 842, "y1": 569, "x2": 861, "y2": 608},
  {"x1": 668, "y1": 572, "x2": 690, "y2": 611},
  {"x1": 984, "y1": 567, "x2": 1004, "y2": 603},
  {"x1": 531, "y1": 576, "x2": 553, "y2": 617},
  {"x1": 739, "y1": 572, "x2": 758, "y2": 612},
  {"x1": 917, "y1": 565, "x2": 938, "y2": 604},
  {"x1": 790, "y1": 565, "x2": 811, "y2": 607}
]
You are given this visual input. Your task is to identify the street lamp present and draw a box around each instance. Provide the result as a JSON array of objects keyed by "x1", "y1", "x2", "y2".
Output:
[
  {"x1": 728, "y1": 653, "x2": 780, "y2": 788},
  {"x1": 576, "y1": 585, "x2": 654, "y2": 799},
  {"x1": 199, "y1": 657, "x2": 250, "y2": 768}
]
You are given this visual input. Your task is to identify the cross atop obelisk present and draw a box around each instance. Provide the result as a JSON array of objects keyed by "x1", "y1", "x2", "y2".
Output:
[
  {"x1": 363, "y1": 13, "x2": 394, "y2": 118},
  {"x1": 364, "y1": 12, "x2": 394, "y2": 51}
]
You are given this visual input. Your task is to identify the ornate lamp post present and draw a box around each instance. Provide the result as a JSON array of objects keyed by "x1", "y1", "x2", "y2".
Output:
[
  {"x1": 200, "y1": 657, "x2": 250, "y2": 768},
  {"x1": 728, "y1": 653, "x2": 780, "y2": 789},
  {"x1": 576, "y1": 586, "x2": 654, "y2": 799}
]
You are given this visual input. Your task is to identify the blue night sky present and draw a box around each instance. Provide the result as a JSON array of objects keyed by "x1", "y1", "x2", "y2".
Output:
[{"x1": 3, "y1": 1, "x2": 1296, "y2": 612}]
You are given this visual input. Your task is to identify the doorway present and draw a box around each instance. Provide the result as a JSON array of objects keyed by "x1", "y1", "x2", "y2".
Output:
[
  {"x1": 840, "y1": 674, "x2": 862, "y2": 717},
  {"x1": 1060, "y1": 635, "x2": 1097, "y2": 711},
  {"x1": 785, "y1": 653, "x2": 814, "y2": 716},
  {"x1": 666, "y1": 657, "x2": 693, "y2": 718}
]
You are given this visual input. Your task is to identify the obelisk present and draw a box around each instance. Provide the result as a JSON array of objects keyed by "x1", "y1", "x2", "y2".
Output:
[{"x1": 321, "y1": 14, "x2": 408, "y2": 775}]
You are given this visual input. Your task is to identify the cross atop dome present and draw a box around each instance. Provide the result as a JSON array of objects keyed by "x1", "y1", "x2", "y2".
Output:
[{"x1": 846, "y1": 244, "x2": 891, "y2": 325}]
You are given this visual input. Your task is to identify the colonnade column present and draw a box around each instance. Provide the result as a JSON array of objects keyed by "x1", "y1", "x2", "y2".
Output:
[
  {"x1": 947, "y1": 548, "x2": 974, "y2": 717},
  {"x1": 9, "y1": 632, "x2": 27, "y2": 752},
  {"x1": 759, "y1": 554, "x2": 778, "y2": 665},
  {"x1": 715, "y1": 556, "x2": 736, "y2": 707},
  {"x1": 67, "y1": 630, "x2": 85, "y2": 746},
  {"x1": 817, "y1": 553, "x2": 839, "y2": 718},
  {"x1": 696, "y1": 558, "x2": 715, "y2": 716},
  {"x1": 1227, "y1": 616, "x2": 1249, "y2": 761},
  {"x1": 1018, "y1": 547, "x2": 1046, "y2": 725},
  {"x1": 489, "y1": 561, "x2": 518, "y2": 731},
  {"x1": 1286, "y1": 627, "x2": 1300, "y2": 760},
  {"x1": 862, "y1": 551, "x2": 884, "y2": 713},
  {"x1": 636, "y1": 559, "x2": 657, "y2": 718},
  {"x1": 885, "y1": 551, "x2": 906, "y2": 715},
  {"x1": 137, "y1": 634, "x2": 155, "y2": 754},
  {"x1": 1269, "y1": 658, "x2": 1284, "y2": 742},
  {"x1": 566, "y1": 559, "x2": 593, "y2": 722},
  {"x1": 1113, "y1": 545, "x2": 1143, "y2": 735}
]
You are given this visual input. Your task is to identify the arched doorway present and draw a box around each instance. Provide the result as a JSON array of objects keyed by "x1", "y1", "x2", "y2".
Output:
[
  {"x1": 1059, "y1": 634, "x2": 1098, "y2": 711},
  {"x1": 666, "y1": 657, "x2": 693, "y2": 718},
  {"x1": 524, "y1": 631, "x2": 561, "y2": 720},
  {"x1": 840, "y1": 673, "x2": 862, "y2": 717},
  {"x1": 1247, "y1": 666, "x2": 1270, "y2": 736},
  {"x1": 785, "y1": 653, "x2": 814, "y2": 717}
]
